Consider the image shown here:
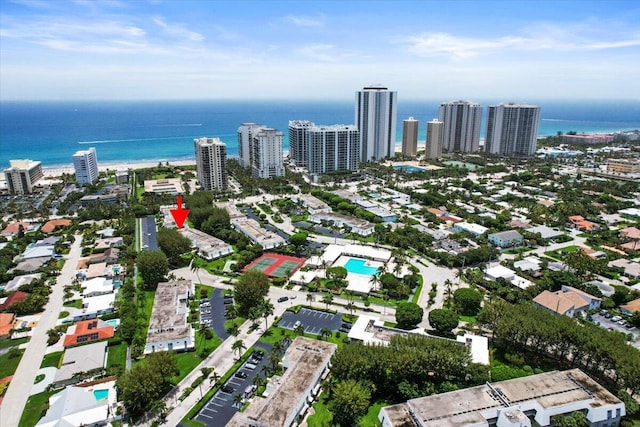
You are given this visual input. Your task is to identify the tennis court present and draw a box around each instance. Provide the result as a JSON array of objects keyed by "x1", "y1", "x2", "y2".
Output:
[{"x1": 244, "y1": 253, "x2": 306, "y2": 278}]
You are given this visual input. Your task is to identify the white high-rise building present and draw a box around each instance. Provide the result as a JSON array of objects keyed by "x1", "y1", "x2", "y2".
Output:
[
  {"x1": 355, "y1": 85, "x2": 397, "y2": 162},
  {"x1": 485, "y1": 103, "x2": 541, "y2": 157},
  {"x1": 194, "y1": 137, "x2": 228, "y2": 190},
  {"x1": 438, "y1": 100, "x2": 482, "y2": 153},
  {"x1": 425, "y1": 119, "x2": 444, "y2": 159},
  {"x1": 288, "y1": 120, "x2": 314, "y2": 167},
  {"x1": 252, "y1": 128, "x2": 284, "y2": 178},
  {"x1": 402, "y1": 117, "x2": 419, "y2": 157},
  {"x1": 237, "y1": 123, "x2": 261, "y2": 168},
  {"x1": 4, "y1": 159, "x2": 43, "y2": 195},
  {"x1": 308, "y1": 124, "x2": 360, "y2": 175},
  {"x1": 73, "y1": 147, "x2": 99, "y2": 185}
]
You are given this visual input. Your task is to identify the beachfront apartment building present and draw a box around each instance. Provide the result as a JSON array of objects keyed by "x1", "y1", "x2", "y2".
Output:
[
  {"x1": 356, "y1": 85, "x2": 397, "y2": 162},
  {"x1": 288, "y1": 120, "x2": 313, "y2": 167},
  {"x1": 238, "y1": 122, "x2": 261, "y2": 168},
  {"x1": 308, "y1": 124, "x2": 360, "y2": 175},
  {"x1": 402, "y1": 117, "x2": 419, "y2": 157},
  {"x1": 425, "y1": 119, "x2": 444, "y2": 159},
  {"x1": 4, "y1": 159, "x2": 44, "y2": 194},
  {"x1": 252, "y1": 127, "x2": 284, "y2": 178},
  {"x1": 438, "y1": 100, "x2": 482, "y2": 153},
  {"x1": 73, "y1": 147, "x2": 99, "y2": 185},
  {"x1": 485, "y1": 103, "x2": 541, "y2": 157},
  {"x1": 194, "y1": 137, "x2": 228, "y2": 191}
]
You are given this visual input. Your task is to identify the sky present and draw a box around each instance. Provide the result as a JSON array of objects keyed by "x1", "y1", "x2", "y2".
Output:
[{"x1": 1, "y1": 0, "x2": 639, "y2": 101}]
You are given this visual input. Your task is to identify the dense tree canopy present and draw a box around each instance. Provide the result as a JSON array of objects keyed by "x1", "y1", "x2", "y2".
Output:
[
  {"x1": 157, "y1": 227, "x2": 192, "y2": 267},
  {"x1": 428, "y1": 309, "x2": 459, "y2": 335},
  {"x1": 234, "y1": 270, "x2": 270, "y2": 316},
  {"x1": 137, "y1": 250, "x2": 169, "y2": 290},
  {"x1": 395, "y1": 301, "x2": 423, "y2": 328},
  {"x1": 330, "y1": 380, "x2": 371, "y2": 427},
  {"x1": 453, "y1": 287, "x2": 483, "y2": 316}
]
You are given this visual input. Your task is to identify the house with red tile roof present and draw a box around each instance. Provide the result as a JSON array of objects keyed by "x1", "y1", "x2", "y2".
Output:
[
  {"x1": 1, "y1": 221, "x2": 36, "y2": 238},
  {"x1": 63, "y1": 319, "x2": 114, "y2": 348},
  {"x1": 0, "y1": 291, "x2": 28, "y2": 311},
  {"x1": 568, "y1": 215, "x2": 599, "y2": 232},
  {"x1": 41, "y1": 219, "x2": 72, "y2": 234},
  {"x1": 0, "y1": 313, "x2": 16, "y2": 339}
]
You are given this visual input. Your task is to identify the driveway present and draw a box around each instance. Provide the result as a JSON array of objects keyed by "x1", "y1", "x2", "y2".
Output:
[
  {"x1": 30, "y1": 367, "x2": 57, "y2": 395},
  {"x1": 279, "y1": 307, "x2": 342, "y2": 335},
  {"x1": 208, "y1": 288, "x2": 229, "y2": 340}
]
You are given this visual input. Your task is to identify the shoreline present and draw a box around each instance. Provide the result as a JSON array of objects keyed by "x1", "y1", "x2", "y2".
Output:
[{"x1": 42, "y1": 159, "x2": 197, "y2": 178}]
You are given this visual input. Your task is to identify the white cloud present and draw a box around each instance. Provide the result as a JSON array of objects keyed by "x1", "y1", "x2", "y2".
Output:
[
  {"x1": 152, "y1": 16, "x2": 204, "y2": 42},
  {"x1": 285, "y1": 14, "x2": 324, "y2": 28}
]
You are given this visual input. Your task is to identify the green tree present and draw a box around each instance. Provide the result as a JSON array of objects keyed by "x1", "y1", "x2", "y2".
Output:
[
  {"x1": 330, "y1": 380, "x2": 371, "y2": 427},
  {"x1": 157, "y1": 228, "x2": 192, "y2": 266},
  {"x1": 294, "y1": 323, "x2": 305, "y2": 336},
  {"x1": 289, "y1": 231, "x2": 308, "y2": 255},
  {"x1": 322, "y1": 294, "x2": 334, "y2": 310},
  {"x1": 326, "y1": 266, "x2": 348, "y2": 288},
  {"x1": 428, "y1": 309, "x2": 459, "y2": 335},
  {"x1": 260, "y1": 300, "x2": 274, "y2": 330},
  {"x1": 395, "y1": 301, "x2": 423, "y2": 328},
  {"x1": 453, "y1": 288, "x2": 483, "y2": 316},
  {"x1": 234, "y1": 270, "x2": 270, "y2": 316},
  {"x1": 551, "y1": 411, "x2": 589, "y2": 427},
  {"x1": 232, "y1": 339, "x2": 246, "y2": 360},
  {"x1": 137, "y1": 250, "x2": 168, "y2": 289},
  {"x1": 320, "y1": 327, "x2": 332, "y2": 340}
]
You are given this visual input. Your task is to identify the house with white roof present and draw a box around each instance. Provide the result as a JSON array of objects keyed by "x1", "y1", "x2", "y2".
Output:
[
  {"x1": 452, "y1": 222, "x2": 488, "y2": 237},
  {"x1": 36, "y1": 385, "x2": 114, "y2": 427}
]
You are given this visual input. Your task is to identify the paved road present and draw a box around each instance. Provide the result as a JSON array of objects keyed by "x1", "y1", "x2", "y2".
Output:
[{"x1": 0, "y1": 234, "x2": 83, "y2": 427}]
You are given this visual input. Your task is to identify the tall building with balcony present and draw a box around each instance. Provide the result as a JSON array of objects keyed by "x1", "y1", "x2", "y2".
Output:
[
  {"x1": 307, "y1": 124, "x2": 360, "y2": 175},
  {"x1": 402, "y1": 117, "x2": 419, "y2": 157},
  {"x1": 237, "y1": 123, "x2": 261, "y2": 168},
  {"x1": 288, "y1": 120, "x2": 314, "y2": 167},
  {"x1": 73, "y1": 147, "x2": 99, "y2": 185},
  {"x1": 438, "y1": 100, "x2": 482, "y2": 153},
  {"x1": 251, "y1": 128, "x2": 284, "y2": 178},
  {"x1": 356, "y1": 85, "x2": 397, "y2": 162},
  {"x1": 485, "y1": 103, "x2": 541, "y2": 157},
  {"x1": 4, "y1": 159, "x2": 43, "y2": 194},
  {"x1": 425, "y1": 119, "x2": 444, "y2": 159},
  {"x1": 194, "y1": 137, "x2": 228, "y2": 190}
]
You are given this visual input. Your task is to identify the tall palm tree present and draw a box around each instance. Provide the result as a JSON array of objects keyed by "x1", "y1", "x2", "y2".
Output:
[
  {"x1": 260, "y1": 300, "x2": 274, "y2": 330},
  {"x1": 294, "y1": 323, "x2": 305, "y2": 336},
  {"x1": 322, "y1": 294, "x2": 334, "y2": 310},
  {"x1": 346, "y1": 301, "x2": 356, "y2": 315},
  {"x1": 253, "y1": 374, "x2": 266, "y2": 388},
  {"x1": 306, "y1": 292, "x2": 315, "y2": 307},
  {"x1": 226, "y1": 322, "x2": 240, "y2": 337},
  {"x1": 320, "y1": 327, "x2": 332, "y2": 341},
  {"x1": 369, "y1": 272, "x2": 381, "y2": 291},
  {"x1": 231, "y1": 339, "x2": 246, "y2": 360},
  {"x1": 190, "y1": 252, "x2": 202, "y2": 284},
  {"x1": 272, "y1": 339, "x2": 285, "y2": 357},
  {"x1": 233, "y1": 393, "x2": 244, "y2": 408},
  {"x1": 209, "y1": 369, "x2": 221, "y2": 386},
  {"x1": 444, "y1": 279, "x2": 453, "y2": 308}
]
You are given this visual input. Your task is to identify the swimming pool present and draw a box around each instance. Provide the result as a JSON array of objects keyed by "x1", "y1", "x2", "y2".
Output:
[
  {"x1": 93, "y1": 389, "x2": 109, "y2": 401},
  {"x1": 343, "y1": 258, "x2": 379, "y2": 276},
  {"x1": 105, "y1": 319, "x2": 119, "y2": 330},
  {"x1": 393, "y1": 165, "x2": 426, "y2": 173}
]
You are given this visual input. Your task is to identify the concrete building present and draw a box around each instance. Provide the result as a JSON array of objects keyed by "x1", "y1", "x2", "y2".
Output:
[
  {"x1": 356, "y1": 85, "x2": 398, "y2": 162},
  {"x1": 425, "y1": 119, "x2": 444, "y2": 159},
  {"x1": 290, "y1": 194, "x2": 331, "y2": 214},
  {"x1": 562, "y1": 133, "x2": 614, "y2": 144},
  {"x1": 53, "y1": 341, "x2": 107, "y2": 387},
  {"x1": 4, "y1": 159, "x2": 43, "y2": 194},
  {"x1": 115, "y1": 169, "x2": 129, "y2": 184},
  {"x1": 194, "y1": 137, "x2": 228, "y2": 191},
  {"x1": 237, "y1": 122, "x2": 261, "y2": 168},
  {"x1": 402, "y1": 117, "x2": 419, "y2": 157},
  {"x1": 73, "y1": 147, "x2": 99, "y2": 185},
  {"x1": 453, "y1": 221, "x2": 489, "y2": 237},
  {"x1": 488, "y1": 230, "x2": 524, "y2": 248},
  {"x1": 178, "y1": 227, "x2": 233, "y2": 260},
  {"x1": 438, "y1": 100, "x2": 482, "y2": 153},
  {"x1": 144, "y1": 280, "x2": 195, "y2": 354},
  {"x1": 288, "y1": 120, "x2": 313, "y2": 167},
  {"x1": 231, "y1": 218, "x2": 285, "y2": 249},
  {"x1": 308, "y1": 212, "x2": 375, "y2": 236},
  {"x1": 379, "y1": 369, "x2": 625, "y2": 427},
  {"x1": 143, "y1": 178, "x2": 184, "y2": 195},
  {"x1": 308, "y1": 124, "x2": 360, "y2": 175},
  {"x1": 533, "y1": 286, "x2": 601, "y2": 318},
  {"x1": 226, "y1": 337, "x2": 336, "y2": 427},
  {"x1": 252, "y1": 127, "x2": 284, "y2": 178},
  {"x1": 607, "y1": 158, "x2": 640, "y2": 174},
  {"x1": 485, "y1": 103, "x2": 541, "y2": 157}
]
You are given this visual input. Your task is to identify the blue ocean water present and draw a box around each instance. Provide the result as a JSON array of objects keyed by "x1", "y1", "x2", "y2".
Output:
[{"x1": 1, "y1": 100, "x2": 639, "y2": 168}]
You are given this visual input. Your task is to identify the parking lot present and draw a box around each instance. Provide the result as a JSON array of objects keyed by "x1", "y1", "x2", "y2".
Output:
[
  {"x1": 592, "y1": 313, "x2": 640, "y2": 348},
  {"x1": 194, "y1": 341, "x2": 285, "y2": 426},
  {"x1": 199, "y1": 288, "x2": 231, "y2": 340},
  {"x1": 279, "y1": 307, "x2": 344, "y2": 335}
]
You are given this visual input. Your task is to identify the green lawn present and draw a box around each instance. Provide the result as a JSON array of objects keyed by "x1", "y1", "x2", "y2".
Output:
[
  {"x1": 307, "y1": 393, "x2": 332, "y2": 427},
  {"x1": 18, "y1": 390, "x2": 55, "y2": 427},
  {"x1": 40, "y1": 351, "x2": 63, "y2": 369},
  {"x1": 171, "y1": 332, "x2": 222, "y2": 383},
  {"x1": 459, "y1": 315, "x2": 477, "y2": 324},
  {"x1": 106, "y1": 341, "x2": 128, "y2": 370},
  {"x1": 0, "y1": 348, "x2": 25, "y2": 378},
  {"x1": 195, "y1": 283, "x2": 214, "y2": 299},
  {"x1": 58, "y1": 311, "x2": 70, "y2": 319},
  {"x1": 544, "y1": 245, "x2": 581, "y2": 260},
  {"x1": 360, "y1": 401, "x2": 387, "y2": 427},
  {"x1": 0, "y1": 337, "x2": 28, "y2": 349},
  {"x1": 224, "y1": 317, "x2": 246, "y2": 331},
  {"x1": 63, "y1": 299, "x2": 83, "y2": 309}
]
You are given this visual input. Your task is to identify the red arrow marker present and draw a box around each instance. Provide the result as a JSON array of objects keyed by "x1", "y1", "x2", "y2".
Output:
[{"x1": 170, "y1": 196, "x2": 190, "y2": 229}]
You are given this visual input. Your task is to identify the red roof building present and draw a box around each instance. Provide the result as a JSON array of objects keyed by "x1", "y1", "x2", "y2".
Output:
[
  {"x1": 41, "y1": 219, "x2": 72, "y2": 234},
  {"x1": 0, "y1": 291, "x2": 28, "y2": 311},
  {"x1": 63, "y1": 319, "x2": 114, "y2": 348}
]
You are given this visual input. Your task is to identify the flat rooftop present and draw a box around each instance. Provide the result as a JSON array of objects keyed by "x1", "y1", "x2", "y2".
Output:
[
  {"x1": 233, "y1": 218, "x2": 285, "y2": 247},
  {"x1": 146, "y1": 280, "x2": 193, "y2": 344},
  {"x1": 179, "y1": 227, "x2": 231, "y2": 252}
]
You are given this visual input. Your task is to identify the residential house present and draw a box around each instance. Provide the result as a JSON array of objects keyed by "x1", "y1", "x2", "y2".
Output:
[
  {"x1": 178, "y1": 228, "x2": 233, "y2": 260},
  {"x1": 452, "y1": 222, "x2": 488, "y2": 237},
  {"x1": 608, "y1": 259, "x2": 640, "y2": 279},
  {"x1": 40, "y1": 219, "x2": 72, "y2": 234},
  {"x1": 568, "y1": 215, "x2": 599, "y2": 232},
  {"x1": 533, "y1": 286, "x2": 600, "y2": 318},
  {"x1": 81, "y1": 277, "x2": 114, "y2": 297},
  {"x1": 36, "y1": 386, "x2": 113, "y2": 427},
  {"x1": 53, "y1": 341, "x2": 107, "y2": 387},
  {"x1": 488, "y1": 230, "x2": 524, "y2": 248},
  {"x1": 621, "y1": 298, "x2": 640, "y2": 315},
  {"x1": 63, "y1": 319, "x2": 114, "y2": 348},
  {"x1": 1, "y1": 221, "x2": 36, "y2": 239},
  {"x1": 0, "y1": 291, "x2": 28, "y2": 310},
  {"x1": 0, "y1": 313, "x2": 16, "y2": 339},
  {"x1": 526, "y1": 225, "x2": 564, "y2": 240}
]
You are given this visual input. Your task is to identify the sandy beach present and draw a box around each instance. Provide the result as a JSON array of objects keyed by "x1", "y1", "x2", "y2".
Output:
[{"x1": 42, "y1": 159, "x2": 196, "y2": 178}]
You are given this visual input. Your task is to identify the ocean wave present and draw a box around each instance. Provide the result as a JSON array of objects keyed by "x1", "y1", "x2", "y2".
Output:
[{"x1": 77, "y1": 136, "x2": 198, "y2": 144}]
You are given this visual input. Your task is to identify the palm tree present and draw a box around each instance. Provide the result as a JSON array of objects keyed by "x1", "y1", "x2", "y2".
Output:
[
  {"x1": 260, "y1": 300, "x2": 274, "y2": 330},
  {"x1": 190, "y1": 252, "x2": 202, "y2": 284},
  {"x1": 369, "y1": 272, "x2": 381, "y2": 292},
  {"x1": 320, "y1": 327, "x2": 332, "y2": 341},
  {"x1": 346, "y1": 301, "x2": 356, "y2": 315},
  {"x1": 272, "y1": 339, "x2": 285, "y2": 357},
  {"x1": 233, "y1": 393, "x2": 244, "y2": 408},
  {"x1": 455, "y1": 268, "x2": 464, "y2": 287},
  {"x1": 209, "y1": 369, "x2": 221, "y2": 386},
  {"x1": 226, "y1": 322, "x2": 240, "y2": 337},
  {"x1": 322, "y1": 294, "x2": 334, "y2": 310},
  {"x1": 294, "y1": 323, "x2": 305, "y2": 336},
  {"x1": 269, "y1": 352, "x2": 280, "y2": 372},
  {"x1": 444, "y1": 279, "x2": 453, "y2": 308},
  {"x1": 232, "y1": 339, "x2": 246, "y2": 360},
  {"x1": 306, "y1": 293, "x2": 315, "y2": 307},
  {"x1": 253, "y1": 374, "x2": 266, "y2": 388}
]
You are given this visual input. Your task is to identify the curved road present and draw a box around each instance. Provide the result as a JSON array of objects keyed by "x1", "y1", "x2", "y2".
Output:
[{"x1": 0, "y1": 234, "x2": 83, "y2": 427}]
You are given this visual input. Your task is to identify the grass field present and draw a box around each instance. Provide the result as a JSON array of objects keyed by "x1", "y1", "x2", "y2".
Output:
[
  {"x1": 40, "y1": 351, "x2": 63, "y2": 369},
  {"x1": 0, "y1": 348, "x2": 25, "y2": 378},
  {"x1": 18, "y1": 390, "x2": 55, "y2": 427},
  {"x1": 0, "y1": 337, "x2": 28, "y2": 349},
  {"x1": 106, "y1": 341, "x2": 128, "y2": 370},
  {"x1": 171, "y1": 331, "x2": 222, "y2": 383}
]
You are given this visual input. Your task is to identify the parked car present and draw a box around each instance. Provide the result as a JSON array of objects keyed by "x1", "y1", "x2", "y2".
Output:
[
  {"x1": 599, "y1": 310, "x2": 608, "y2": 316},
  {"x1": 223, "y1": 299, "x2": 233, "y2": 305},
  {"x1": 234, "y1": 371, "x2": 248, "y2": 379},
  {"x1": 277, "y1": 296, "x2": 289, "y2": 303},
  {"x1": 604, "y1": 313, "x2": 613, "y2": 319},
  {"x1": 224, "y1": 294, "x2": 233, "y2": 299},
  {"x1": 220, "y1": 384, "x2": 234, "y2": 394},
  {"x1": 612, "y1": 316, "x2": 622, "y2": 322}
]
